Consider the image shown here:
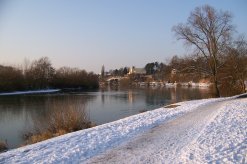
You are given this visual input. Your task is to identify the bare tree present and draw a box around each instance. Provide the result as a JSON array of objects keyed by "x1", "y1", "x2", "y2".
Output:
[
  {"x1": 219, "y1": 36, "x2": 247, "y2": 95},
  {"x1": 27, "y1": 57, "x2": 55, "y2": 89},
  {"x1": 0, "y1": 65, "x2": 24, "y2": 92},
  {"x1": 173, "y1": 5, "x2": 234, "y2": 97}
]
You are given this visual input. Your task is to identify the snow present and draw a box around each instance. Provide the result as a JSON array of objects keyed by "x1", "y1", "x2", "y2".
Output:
[
  {"x1": 0, "y1": 89, "x2": 61, "y2": 96},
  {"x1": 85, "y1": 98, "x2": 245, "y2": 163},
  {"x1": 179, "y1": 98, "x2": 247, "y2": 163},
  {"x1": 0, "y1": 94, "x2": 246, "y2": 163}
]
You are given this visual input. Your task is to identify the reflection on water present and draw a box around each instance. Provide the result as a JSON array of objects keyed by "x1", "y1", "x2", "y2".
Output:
[
  {"x1": 0, "y1": 95, "x2": 94, "y2": 149},
  {"x1": 0, "y1": 87, "x2": 211, "y2": 148}
]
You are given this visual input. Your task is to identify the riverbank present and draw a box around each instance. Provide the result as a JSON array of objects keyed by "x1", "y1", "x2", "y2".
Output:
[
  {"x1": 0, "y1": 94, "x2": 246, "y2": 163},
  {"x1": 0, "y1": 89, "x2": 61, "y2": 96}
]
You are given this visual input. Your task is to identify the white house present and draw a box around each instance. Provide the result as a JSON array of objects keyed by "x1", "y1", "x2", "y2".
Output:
[{"x1": 128, "y1": 67, "x2": 146, "y2": 75}]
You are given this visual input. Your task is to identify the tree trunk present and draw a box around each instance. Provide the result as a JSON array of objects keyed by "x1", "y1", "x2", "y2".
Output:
[
  {"x1": 213, "y1": 76, "x2": 220, "y2": 97},
  {"x1": 240, "y1": 80, "x2": 246, "y2": 93}
]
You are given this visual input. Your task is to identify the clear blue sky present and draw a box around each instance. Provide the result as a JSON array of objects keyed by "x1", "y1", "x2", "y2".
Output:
[{"x1": 0, "y1": 0, "x2": 246, "y2": 73}]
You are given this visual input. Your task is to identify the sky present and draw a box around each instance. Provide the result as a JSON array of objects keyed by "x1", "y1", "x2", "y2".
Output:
[{"x1": 0, "y1": 0, "x2": 246, "y2": 73}]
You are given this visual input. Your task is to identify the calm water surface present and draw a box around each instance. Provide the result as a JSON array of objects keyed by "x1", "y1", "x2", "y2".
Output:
[{"x1": 0, "y1": 87, "x2": 211, "y2": 148}]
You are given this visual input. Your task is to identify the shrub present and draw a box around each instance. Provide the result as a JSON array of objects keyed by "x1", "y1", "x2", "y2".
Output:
[
  {"x1": 46, "y1": 106, "x2": 92, "y2": 133},
  {"x1": 0, "y1": 141, "x2": 8, "y2": 153},
  {"x1": 25, "y1": 102, "x2": 94, "y2": 145}
]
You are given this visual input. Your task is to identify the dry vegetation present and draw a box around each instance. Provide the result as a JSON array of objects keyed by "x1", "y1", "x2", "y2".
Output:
[
  {"x1": 0, "y1": 141, "x2": 8, "y2": 153},
  {"x1": 25, "y1": 102, "x2": 94, "y2": 145}
]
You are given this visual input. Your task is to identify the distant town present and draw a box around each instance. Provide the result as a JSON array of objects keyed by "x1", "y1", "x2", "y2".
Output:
[
  {"x1": 100, "y1": 64, "x2": 212, "y2": 88},
  {"x1": 100, "y1": 55, "x2": 247, "y2": 96}
]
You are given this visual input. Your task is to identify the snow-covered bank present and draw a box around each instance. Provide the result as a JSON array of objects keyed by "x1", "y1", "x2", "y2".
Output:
[
  {"x1": 0, "y1": 89, "x2": 61, "y2": 96},
  {"x1": 0, "y1": 95, "x2": 246, "y2": 163}
]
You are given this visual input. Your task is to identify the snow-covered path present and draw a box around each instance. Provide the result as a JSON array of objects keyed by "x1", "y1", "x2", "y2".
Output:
[
  {"x1": 180, "y1": 97, "x2": 247, "y2": 163},
  {"x1": 86, "y1": 98, "x2": 247, "y2": 164},
  {"x1": 0, "y1": 95, "x2": 246, "y2": 163},
  {"x1": 85, "y1": 101, "x2": 226, "y2": 163}
]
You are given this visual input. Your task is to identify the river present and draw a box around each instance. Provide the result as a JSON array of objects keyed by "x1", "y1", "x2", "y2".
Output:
[{"x1": 0, "y1": 87, "x2": 211, "y2": 149}]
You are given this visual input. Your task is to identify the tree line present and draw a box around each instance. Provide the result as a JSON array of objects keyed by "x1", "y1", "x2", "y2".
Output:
[
  {"x1": 103, "y1": 37, "x2": 246, "y2": 96},
  {"x1": 0, "y1": 57, "x2": 99, "y2": 92}
]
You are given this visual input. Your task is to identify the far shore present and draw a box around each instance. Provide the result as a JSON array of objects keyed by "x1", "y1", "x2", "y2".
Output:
[{"x1": 0, "y1": 89, "x2": 61, "y2": 96}]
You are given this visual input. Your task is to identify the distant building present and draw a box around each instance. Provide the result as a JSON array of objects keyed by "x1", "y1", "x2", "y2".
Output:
[
  {"x1": 171, "y1": 69, "x2": 177, "y2": 75},
  {"x1": 128, "y1": 67, "x2": 146, "y2": 75},
  {"x1": 101, "y1": 65, "x2": 105, "y2": 77}
]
